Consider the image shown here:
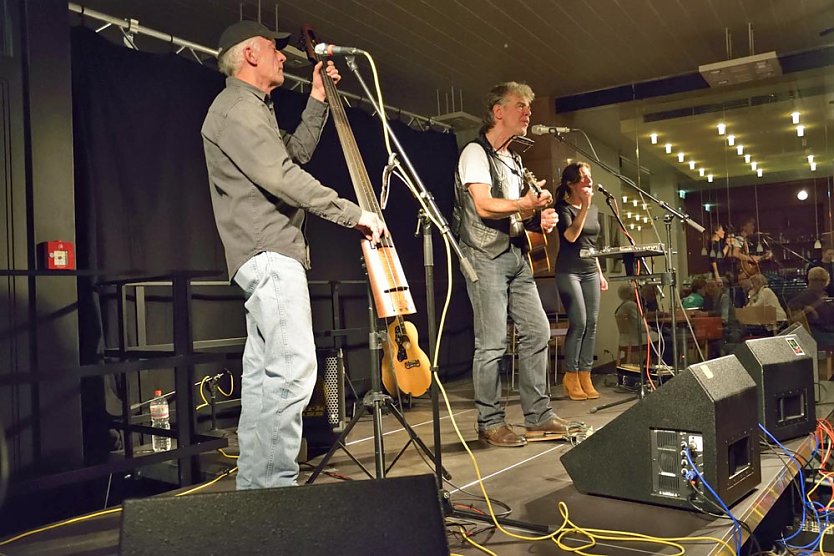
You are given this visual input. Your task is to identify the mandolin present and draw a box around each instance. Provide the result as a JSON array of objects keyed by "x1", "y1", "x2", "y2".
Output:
[
  {"x1": 519, "y1": 169, "x2": 550, "y2": 274},
  {"x1": 301, "y1": 26, "x2": 430, "y2": 396}
]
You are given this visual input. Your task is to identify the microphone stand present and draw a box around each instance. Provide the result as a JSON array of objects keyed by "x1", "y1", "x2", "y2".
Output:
[
  {"x1": 543, "y1": 131, "x2": 705, "y2": 375},
  {"x1": 343, "y1": 55, "x2": 549, "y2": 534}
]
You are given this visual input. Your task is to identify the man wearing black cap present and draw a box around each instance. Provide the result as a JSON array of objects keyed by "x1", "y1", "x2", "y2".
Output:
[{"x1": 202, "y1": 21, "x2": 385, "y2": 489}]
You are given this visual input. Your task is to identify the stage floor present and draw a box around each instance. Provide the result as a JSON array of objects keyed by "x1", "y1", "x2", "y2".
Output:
[{"x1": 2, "y1": 372, "x2": 832, "y2": 555}]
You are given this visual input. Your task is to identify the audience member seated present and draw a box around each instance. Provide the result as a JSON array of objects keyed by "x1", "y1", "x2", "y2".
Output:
[
  {"x1": 703, "y1": 277, "x2": 744, "y2": 354},
  {"x1": 744, "y1": 273, "x2": 786, "y2": 333},
  {"x1": 681, "y1": 276, "x2": 707, "y2": 309},
  {"x1": 615, "y1": 284, "x2": 658, "y2": 365},
  {"x1": 787, "y1": 267, "x2": 834, "y2": 345}
]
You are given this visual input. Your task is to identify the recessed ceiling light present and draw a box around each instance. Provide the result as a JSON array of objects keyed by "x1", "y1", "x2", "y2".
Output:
[
  {"x1": 717, "y1": 123, "x2": 726, "y2": 135},
  {"x1": 811, "y1": 162, "x2": 818, "y2": 172},
  {"x1": 744, "y1": 154, "x2": 751, "y2": 164},
  {"x1": 757, "y1": 169, "x2": 763, "y2": 177},
  {"x1": 689, "y1": 160, "x2": 696, "y2": 170},
  {"x1": 727, "y1": 135, "x2": 735, "y2": 146},
  {"x1": 797, "y1": 125, "x2": 805, "y2": 137},
  {"x1": 751, "y1": 162, "x2": 758, "y2": 170},
  {"x1": 791, "y1": 111, "x2": 800, "y2": 124},
  {"x1": 650, "y1": 133, "x2": 658, "y2": 144},
  {"x1": 699, "y1": 168, "x2": 705, "y2": 177},
  {"x1": 737, "y1": 145, "x2": 744, "y2": 155},
  {"x1": 665, "y1": 143, "x2": 672, "y2": 154},
  {"x1": 677, "y1": 152, "x2": 685, "y2": 163},
  {"x1": 708, "y1": 174, "x2": 714, "y2": 183},
  {"x1": 808, "y1": 155, "x2": 815, "y2": 164},
  {"x1": 622, "y1": 195, "x2": 628, "y2": 204}
]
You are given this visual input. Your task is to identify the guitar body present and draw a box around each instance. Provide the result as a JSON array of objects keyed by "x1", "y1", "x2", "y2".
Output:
[
  {"x1": 381, "y1": 319, "x2": 431, "y2": 396},
  {"x1": 525, "y1": 231, "x2": 549, "y2": 275}
]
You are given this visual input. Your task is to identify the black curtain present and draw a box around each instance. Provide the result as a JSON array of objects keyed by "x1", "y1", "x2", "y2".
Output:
[{"x1": 70, "y1": 27, "x2": 473, "y2": 415}]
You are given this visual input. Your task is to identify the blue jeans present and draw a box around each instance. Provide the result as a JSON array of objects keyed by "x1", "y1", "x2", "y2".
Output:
[
  {"x1": 232, "y1": 251, "x2": 317, "y2": 489},
  {"x1": 556, "y1": 271, "x2": 600, "y2": 371},
  {"x1": 461, "y1": 244, "x2": 554, "y2": 430}
]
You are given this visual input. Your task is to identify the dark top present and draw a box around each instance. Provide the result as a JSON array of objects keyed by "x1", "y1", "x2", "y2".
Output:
[
  {"x1": 201, "y1": 77, "x2": 362, "y2": 278},
  {"x1": 709, "y1": 238, "x2": 731, "y2": 278},
  {"x1": 787, "y1": 288, "x2": 834, "y2": 333},
  {"x1": 555, "y1": 200, "x2": 600, "y2": 275}
]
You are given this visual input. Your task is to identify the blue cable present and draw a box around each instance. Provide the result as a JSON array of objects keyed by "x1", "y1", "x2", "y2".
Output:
[
  {"x1": 684, "y1": 447, "x2": 742, "y2": 556},
  {"x1": 758, "y1": 423, "x2": 826, "y2": 550}
]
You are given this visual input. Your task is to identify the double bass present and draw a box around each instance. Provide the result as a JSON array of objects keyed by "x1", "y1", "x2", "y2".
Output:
[{"x1": 301, "y1": 26, "x2": 431, "y2": 397}]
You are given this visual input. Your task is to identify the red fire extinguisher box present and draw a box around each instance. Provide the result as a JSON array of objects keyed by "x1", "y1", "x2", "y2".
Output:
[{"x1": 37, "y1": 240, "x2": 76, "y2": 270}]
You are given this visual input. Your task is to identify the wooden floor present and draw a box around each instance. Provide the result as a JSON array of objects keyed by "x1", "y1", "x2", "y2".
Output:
[{"x1": 2, "y1": 372, "x2": 831, "y2": 555}]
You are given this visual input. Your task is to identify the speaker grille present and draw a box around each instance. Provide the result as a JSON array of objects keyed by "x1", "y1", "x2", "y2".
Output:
[{"x1": 321, "y1": 353, "x2": 344, "y2": 429}]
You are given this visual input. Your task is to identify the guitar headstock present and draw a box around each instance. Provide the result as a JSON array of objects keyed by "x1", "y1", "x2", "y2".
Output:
[{"x1": 523, "y1": 169, "x2": 543, "y2": 196}]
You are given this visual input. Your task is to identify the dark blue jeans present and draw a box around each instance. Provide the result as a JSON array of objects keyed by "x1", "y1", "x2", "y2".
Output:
[{"x1": 556, "y1": 271, "x2": 601, "y2": 371}]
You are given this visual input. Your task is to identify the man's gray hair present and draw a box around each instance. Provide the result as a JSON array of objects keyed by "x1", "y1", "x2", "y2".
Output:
[
  {"x1": 217, "y1": 37, "x2": 260, "y2": 77},
  {"x1": 481, "y1": 81, "x2": 534, "y2": 131}
]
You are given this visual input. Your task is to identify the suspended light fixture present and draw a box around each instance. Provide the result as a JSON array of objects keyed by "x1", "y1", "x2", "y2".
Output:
[
  {"x1": 700, "y1": 188, "x2": 708, "y2": 256},
  {"x1": 814, "y1": 183, "x2": 822, "y2": 249},
  {"x1": 811, "y1": 162, "x2": 818, "y2": 172},
  {"x1": 689, "y1": 160, "x2": 696, "y2": 170},
  {"x1": 708, "y1": 174, "x2": 714, "y2": 183},
  {"x1": 699, "y1": 168, "x2": 705, "y2": 177},
  {"x1": 757, "y1": 169, "x2": 763, "y2": 177},
  {"x1": 650, "y1": 133, "x2": 658, "y2": 144},
  {"x1": 677, "y1": 152, "x2": 685, "y2": 163},
  {"x1": 737, "y1": 145, "x2": 744, "y2": 155},
  {"x1": 717, "y1": 122, "x2": 726, "y2": 135},
  {"x1": 727, "y1": 135, "x2": 736, "y2": 146},
  {"x1": 665, "y1": 143, "x2": 672, "y2": 154},
  {"x1": 797, "y1": 125, "x2": 805, "y2": 137},
  {"x1": 751, "y1": 162, "x2": 758, "y2": 171},
  {"x1": 791, "y1": 111, "x2": 800, "y2": 124},
  {"x1": 744, "y1": 154, "x2": 751, "y2": 164}
]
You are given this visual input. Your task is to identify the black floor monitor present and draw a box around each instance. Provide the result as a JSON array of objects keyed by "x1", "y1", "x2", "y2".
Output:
[{"x1": 562, "y1": 355, "x2": 761, "y2": 510}]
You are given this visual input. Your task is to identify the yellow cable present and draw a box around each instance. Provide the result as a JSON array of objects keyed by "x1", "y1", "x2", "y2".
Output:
[
  {"x1": 821, "y1": 521, "x2": 834, "y2": 554},
  {"x1": 218, "y1": 448, "x2": 239, "y2": 459},
  {"x1": 0, "y1": 467, "x2": 238, "y2": 547},
  {"x1": 195, "y1": 374, "x2": 210, "y2": 411},
  {"x1": 0, "y1": 508, "x2": 123, "y2": 546}
]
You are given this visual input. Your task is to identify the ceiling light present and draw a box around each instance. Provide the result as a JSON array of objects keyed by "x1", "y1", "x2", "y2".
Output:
[
  {"x1": 689, "y1": 160, "x2": 696, "y2": 170},
  {"x1": 650, "y1": 133, "x2": 658, "y2": 144},
  {"x1": 757, "y1": 169, "x2": 763, "y2": 177},
  {"x1": 798, "y1": 189, "x2": 809, "y2": 200},
  {"x1": 704, "y1": 204, "x2": 711, "y2": 212},
  {"x1": 622, "y1": 195, "x2": 628, "y2": 204},
  {"x1": 629, "y1": 223, "x2": 635, "y2": 230},
  {"x1": 811, "y1": 162, "x2": 818, "y2": 172},
  {"x1": 643, "y1": 216, "x2": 648, "y2": 223},
  {"x1": 791, "y1": 111, "x2": 800, "y2": 124},
  {"x1": 637, "y1": 225, "x2": 642, "y2": 231},
  {"x1": 737, "y1": 145, "x2": 744, "y2": 155},
  {"x1": 708, "y1": 174, "x2": 714, "y2": 183},
  {"x1": 744, "y1": 154, "x2": 751, "y2": 163},
  {"x1": 677, "y1": 152, "x2": 685, "y2": 163},
  {"x1": 699, "y1": 168, "x2": 705, "y2": 177},
  {"x1": 815, "y1": 239, "x2": 823, "y2": 249},
  {"x1": 642, "y1": 203, "x2": 647, "y2": 210},
  {"x1": 808, "y1": 155, "x2": 815, "y2": 164},
  {"x1": 665, "y1": 143, "x2": 672, "y2": 154},
  {"x1": 717, "y1": 122, "x2": 726, "y2": 135},
  {"x1": 727, "y1": 135, "x2": 735, "y2": 146},
  {"x1": 626, "y1": 211, "x2": 632, "y2": 218},
  {"x1": 797, "y1": 125, "x2": 805, "y2": 137},
  {"x1": 751, "y1": 162, "x2": 758, "y2": 170},
  {"x1": 632, "y1": 199, "x2": 638, "y2": 207}
]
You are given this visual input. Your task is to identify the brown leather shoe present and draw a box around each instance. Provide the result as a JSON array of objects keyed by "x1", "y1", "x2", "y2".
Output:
[
  {"x1": 478, "y1": 424, "x2": 527, "y2": 447},
  {"x1": 525, "y1": 417, "x2": 570, "y2": 440}
]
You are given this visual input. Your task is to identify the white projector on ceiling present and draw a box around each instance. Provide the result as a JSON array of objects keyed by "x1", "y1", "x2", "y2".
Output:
[{"x1": 699, "y1": 51, "x2": 782, "y2": 87}]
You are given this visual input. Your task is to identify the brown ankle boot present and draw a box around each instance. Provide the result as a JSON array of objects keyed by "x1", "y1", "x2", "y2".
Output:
[
  {"x1": 578, "y1": 370, "x2": 600, "y2": 399},
  {"x1": 563, "y1": 372, "x2": 588, "y2": 400}
]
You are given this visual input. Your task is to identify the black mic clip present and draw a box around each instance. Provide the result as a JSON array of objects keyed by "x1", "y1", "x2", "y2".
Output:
[{"x1": 596, "y1": 184, "x2": 615, "y2": 200}]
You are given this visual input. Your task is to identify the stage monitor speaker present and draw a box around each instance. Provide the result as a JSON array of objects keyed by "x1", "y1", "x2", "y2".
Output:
[
  {"x1": 120, "y1": 474, "x2": 448, "y2": 556},
  {"x1": 780, "y1": 322, "x2": 818, "y2": 386},
  {"x1": 562, "y1": 355, "x2": 760, "y2": 510},
  {"x1": 734, "y1": 335, "x2": 816, "y2": 441}
]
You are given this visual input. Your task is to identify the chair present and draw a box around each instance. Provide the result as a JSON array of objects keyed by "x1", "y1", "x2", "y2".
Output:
[{"x1": 615, "y1": 309, "x2": 642, "y2": 366}]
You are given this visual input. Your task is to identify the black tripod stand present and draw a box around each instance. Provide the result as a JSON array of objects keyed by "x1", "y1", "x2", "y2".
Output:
[{"x1": 306, "y1": 283, "x2": 448, "y2": 483}]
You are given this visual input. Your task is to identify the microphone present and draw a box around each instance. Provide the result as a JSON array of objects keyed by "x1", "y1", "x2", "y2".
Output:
[
  {"x1": 314, "y1": 43, "x2": 366, "y2": 57},
  {"x1": 596, "y1": 184, "x2": 615, "y2": 199},
  {"x1": 530, "y1": 124, "x2": 572, "y2": 136}
]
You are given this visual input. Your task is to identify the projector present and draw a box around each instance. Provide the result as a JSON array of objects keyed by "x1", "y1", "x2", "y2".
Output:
[{"x1": 698, "y1": 51, "x2": 782, "y2": 87}]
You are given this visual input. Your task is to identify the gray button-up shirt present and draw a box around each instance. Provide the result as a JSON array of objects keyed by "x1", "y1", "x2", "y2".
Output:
[{"x1": 202, "y1": 77, "x2": 362, "y2": 278}]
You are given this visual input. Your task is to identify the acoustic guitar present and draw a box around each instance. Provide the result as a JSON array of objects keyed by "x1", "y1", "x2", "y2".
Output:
[
  {"x1": 733, "y1": 234, "x2": 772, "y2": 281},
  {"x1": 302, "y1": 26, "x2": 430, "y2": 397}
]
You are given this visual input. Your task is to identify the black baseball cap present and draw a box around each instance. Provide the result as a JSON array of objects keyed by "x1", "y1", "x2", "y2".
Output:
[{"x1": 217, "y1": 21, "x2": 291, "y2": 56}]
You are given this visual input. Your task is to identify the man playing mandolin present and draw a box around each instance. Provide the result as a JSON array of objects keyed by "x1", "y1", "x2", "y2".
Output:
[
  {"x1": 453, "y1": 82, "x2": 567, "y2": 447},
  {"x1": 202, "y1": 21, "x2": 386, "y2": 489}
]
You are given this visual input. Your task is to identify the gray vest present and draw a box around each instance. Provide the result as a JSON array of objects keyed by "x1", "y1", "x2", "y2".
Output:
[{"x1": 452, "y1": 135, "x2": 527, "y2": 259}]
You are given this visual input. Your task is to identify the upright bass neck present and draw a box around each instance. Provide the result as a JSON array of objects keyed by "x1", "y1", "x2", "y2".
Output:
[{"x1": 301, "y1": 25, "x2": 415, "y2": 318}]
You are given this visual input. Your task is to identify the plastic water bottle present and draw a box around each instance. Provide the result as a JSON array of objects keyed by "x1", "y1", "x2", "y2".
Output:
[{"x1": 149, "y1": 389, "x2": 171, "y2": 452}]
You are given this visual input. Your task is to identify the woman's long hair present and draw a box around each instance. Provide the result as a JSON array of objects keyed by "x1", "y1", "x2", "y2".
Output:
[{"x1": 555, "y1": 161, "x2": 590, "y2": 203}]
